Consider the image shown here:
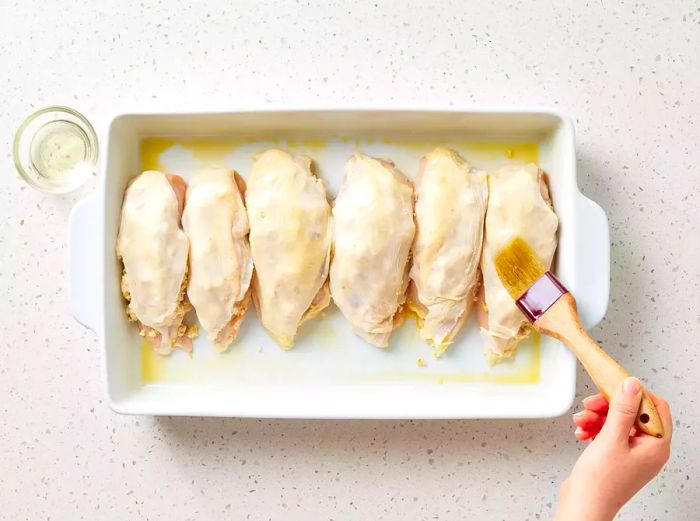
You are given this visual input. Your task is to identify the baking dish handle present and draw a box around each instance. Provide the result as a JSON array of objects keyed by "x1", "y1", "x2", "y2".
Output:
[
  {"x1": 69, "y1": 193, "x2": 101, "y2": 334},
  {"x1": 574, "y1": 193, "x2": 610, "y2": 328}
]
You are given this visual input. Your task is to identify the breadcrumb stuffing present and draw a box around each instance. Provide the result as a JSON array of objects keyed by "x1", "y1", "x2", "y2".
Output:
[
  {"x1": 121, "y1": 262, "x2": 195, "y2": 353},
  {"x1": 185, "y1": 324, "x2": 199, "y2": 339}
]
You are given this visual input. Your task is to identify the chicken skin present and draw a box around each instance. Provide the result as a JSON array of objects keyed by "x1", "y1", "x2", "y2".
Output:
[
  {"x1": 330, "y1": 153, "x2": 415, "y2": 347},
  {"x1": 116, "y1": 170, "x2": 193, "y2": 355},
  {"x1": 408, "y1": 147, "x2": 488, "y2": 356},
  {"x1": 245, "y1": 150, "x2": 332, "y2": 348},
  {"x1": 182, "y1": 168, "x2": 253, "y2": 352},
  {"x1": 479, "y1": 163, "x2": 558, "y2": 362}
]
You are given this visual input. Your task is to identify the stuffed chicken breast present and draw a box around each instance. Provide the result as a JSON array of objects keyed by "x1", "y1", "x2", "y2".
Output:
[
  {"x1": 245, "y1": 149, "x2": 332, "y2": 348},
  {"x1": 330, "y1": 153, "x2": 415, "y2": 347},
  {"x1": 479, "y1": 163, "x2": 558, "y2": 362},
  {"x1": 116, "y1": 170, "x2": 194, "y2": 355},
  {"x1": 408, "y1": 147, "x2": 488, "y2": 356},
  {"x1": 182, "y1": 168, "x2": 253, "y2": 352}
]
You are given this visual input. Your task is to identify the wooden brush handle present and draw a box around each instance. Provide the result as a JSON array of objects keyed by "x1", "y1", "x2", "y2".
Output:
[{"x1": 534, "y1": 293, "x2": 664, "y2": 438}]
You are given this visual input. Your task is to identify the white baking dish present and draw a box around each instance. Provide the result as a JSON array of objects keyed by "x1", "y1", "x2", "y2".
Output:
[{"x1": 69, "y1": 108, "x2": 609, "y2": 418}]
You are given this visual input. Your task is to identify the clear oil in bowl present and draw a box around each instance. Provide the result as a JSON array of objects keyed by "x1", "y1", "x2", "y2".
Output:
[
  {"x1": 30, "y1": 120, "x2": 92, "y2": 182},
  {"x1": 13, "y1": 106, "x2": 98, "y2": 193}
]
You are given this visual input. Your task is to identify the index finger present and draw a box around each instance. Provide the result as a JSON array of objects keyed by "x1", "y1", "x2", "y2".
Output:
[{"x1": 582, "y1": 393, "x2": 609, "y2": 413}]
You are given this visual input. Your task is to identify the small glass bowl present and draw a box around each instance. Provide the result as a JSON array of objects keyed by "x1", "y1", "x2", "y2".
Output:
[{"x1": 13, "y1": 106, "x2": 98, "y2": 193}]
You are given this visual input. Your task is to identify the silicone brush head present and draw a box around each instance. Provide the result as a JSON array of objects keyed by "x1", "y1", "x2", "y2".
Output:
[{"x1": 494, "y1": 237, "x2": 568, "y2": 322}]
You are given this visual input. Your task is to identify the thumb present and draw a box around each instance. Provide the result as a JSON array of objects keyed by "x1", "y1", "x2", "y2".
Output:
[{"x1": 599, "y1": 377, "x2": 643, "y2": 444}]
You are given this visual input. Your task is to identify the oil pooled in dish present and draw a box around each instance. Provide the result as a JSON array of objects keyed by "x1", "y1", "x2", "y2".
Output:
[
  {"x1": 182, "y1": 168, "x2": 253, "y2": 352},
  {"x1": 116, "y1": 170, "x2": 195, "y2": 355},
  {"x1": 245, "y1": 149, "x2": 332, "y2": 348},
  {"x1": 408, "y1": 147, "x2": 488, "y2": 356},
  {"x1": 478, "y1": 163, "x2": 558, "y2": 362},
  {"x1": 330, "y1": 153, "x2": 415, "y2": 347}
]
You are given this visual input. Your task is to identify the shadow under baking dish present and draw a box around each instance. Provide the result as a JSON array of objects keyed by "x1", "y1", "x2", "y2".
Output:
[{"x1": 138, "y1": 137, "x2": 542, "y2": 387}]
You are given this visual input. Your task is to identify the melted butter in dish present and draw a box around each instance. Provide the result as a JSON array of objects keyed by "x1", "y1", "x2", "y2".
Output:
[
  {"x1": 116, "y1": 170, "x2": 192, "y2": 355},
  {"x1": 409, "y1": 147, "x2": 488, "y2": 356},
  {"x1": 330, "y1": 153, "x2": 416, "y2": 347},
  {"x1": 245, "y1": 149, "x2": 332, "y2": 348},
  {"x1": 182, "y1": 168, "x2": 253, "y2": 352}
]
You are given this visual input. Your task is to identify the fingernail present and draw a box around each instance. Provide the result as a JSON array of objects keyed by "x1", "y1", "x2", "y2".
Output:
[
  {"x1": 573, "y1": 411, "x2": 584, "y2": 419},
  {"x1": 623, "y1": 377, "x2": 641, "y2": 396},
  {"x1": 574, "y1": 426, "x2": 584, "y2": 437}
]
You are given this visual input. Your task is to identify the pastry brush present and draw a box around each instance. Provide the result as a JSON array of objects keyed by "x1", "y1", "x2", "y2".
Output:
[{"x1": 494, "y1": 237, "x2": 664, "y2": 438}]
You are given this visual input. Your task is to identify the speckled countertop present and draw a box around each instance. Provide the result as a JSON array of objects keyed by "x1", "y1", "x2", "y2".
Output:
[{"x1": 1, "y1": 1, "x2": 698, "y2": 519}]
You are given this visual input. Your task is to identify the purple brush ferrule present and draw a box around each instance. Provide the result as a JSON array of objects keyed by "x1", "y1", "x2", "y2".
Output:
[{"x1": 516, "y1": 272, "x2": 569, "y2": 323}]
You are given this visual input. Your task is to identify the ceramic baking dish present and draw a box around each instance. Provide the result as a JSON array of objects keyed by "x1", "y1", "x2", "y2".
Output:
[{"x1": 69, "y1": 108, "x2": 609, "y2": 418}]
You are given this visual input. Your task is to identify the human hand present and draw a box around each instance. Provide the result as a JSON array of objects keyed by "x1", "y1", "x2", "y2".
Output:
[{"x1": 554, "y1": 377, "x2": 672, "y2": 521}]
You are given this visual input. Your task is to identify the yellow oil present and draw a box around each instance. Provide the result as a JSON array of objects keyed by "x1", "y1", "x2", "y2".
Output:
[
  {"x1": 283, "y1": 138, "x2": 328, "y2": 154},
  {"x1": 379, "y1": 138, "x2": 539, "y2": 163},
  {"x1": 140, "y1": 340, "x2": 165, "y2": 384},
  {"x1": 138, "y1": 136, "x2": 541, "y2": 386},
  {"x1": 140, "y1": 138, "x2": 175, "y2": 171},
  {"x1": 140, "y1": 137, "x2": 538, "y2": 171},
  {"x1": 140, "y1": 333, "x2": 541, "y2": 386},
  {"x1": 370, "y1": 332, "x2": 541, "y2": 385}
]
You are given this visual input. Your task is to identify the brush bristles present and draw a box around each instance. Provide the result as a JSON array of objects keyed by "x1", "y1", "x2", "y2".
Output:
[{"x1": 494, "y1": 237, "x2": 548, "y2": 300}]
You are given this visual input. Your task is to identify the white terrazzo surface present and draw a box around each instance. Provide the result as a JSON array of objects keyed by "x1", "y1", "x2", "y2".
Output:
[{"x1": 1, "y1": 1, "x2": 698, "y2": 519}]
